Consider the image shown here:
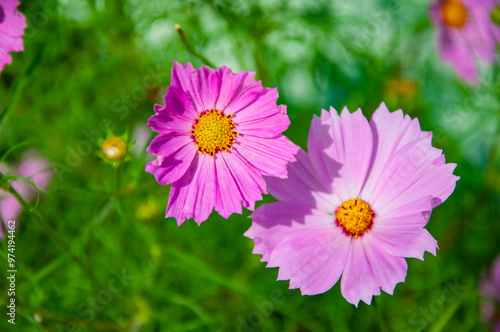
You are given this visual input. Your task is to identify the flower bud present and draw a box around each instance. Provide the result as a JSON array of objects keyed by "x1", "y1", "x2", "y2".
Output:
[{"x1": 101, "y1": 136, "x2": 127, "y2": 161}]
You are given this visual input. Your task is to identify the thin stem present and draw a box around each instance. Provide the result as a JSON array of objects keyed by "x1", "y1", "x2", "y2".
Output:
[
  {"x1": 8, "y1": 185, "x2": 107, "y2": 290},
  {"x1": 112, "y1": 164, "x2": 127, "y2": 219},
  {"x1": 374, "y1": 298, "x2": 388, "y2": 332},
  {"x1": 0, "y1": 47, "x2": 44, "y2": 125},
  {"x1": 9, "y1": 184, "x2": 135, "y2": 314},
  {"x1": 114, "y1": 164, "x2": 121, "y2": 198},
  {"x1": 175, "y1": 24, "x2": 216, "y2": 68}
]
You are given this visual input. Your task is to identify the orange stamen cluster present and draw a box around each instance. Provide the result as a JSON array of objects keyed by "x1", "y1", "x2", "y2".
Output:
[
  {"x1": 189, "y1": 109, "x2": 238, "y2": 157},
  {"x1": 336, "y1": 198, "x2": 374, "y2": 238},
  {"x1": 441, "y1": 0, "x2": 467, "y2": 28}
]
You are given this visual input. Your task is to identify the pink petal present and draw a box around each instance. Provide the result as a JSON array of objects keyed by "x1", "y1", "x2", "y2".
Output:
[
  {"x1": 308, "y1": 107, "x2": 373, "y2": 201},
  {"x1": 145, "y1": 134, "x2": 197, "y2": 184},
  {"x1": 0, "y1": 0, "x2": 26, "y2": 74},
  {"x1": 216, "y1": 150, "x2": 267, "y2": 211},
  {"x1": 234, "y1": 104, "x2": 291, "y2": 138},
  {"x1": 466, "y1": 5, "x2": 498, "y2": 62},
  {"x1": 0, "y1": 196, "x2": 22, "y2": 225},
  {"x1": 340, "y1": 235, "x2": 408, "y2": 307},
  {"x1": 213, "y1": 153, "x2": 244, "y2": 218},
  {"x1": 359, "y1": 103, "x2": 459, "y2": 213},
  {"x1": 165, "y1": 84, "x2": 200, "y2": 119},
  {"x1": 230, "y1": 87, "x2": 285, "y2": 124},
  {"x1": 198, "y1": 66, "x2": 218, "y2": 109},
  {"x1": 165, "y1": 153, "x2": 216, "y2": 225},
  {"x1": 305, "y1": 109, "x2": 337, "y2": 189},
  {"x1": 479, "y1": 255, "x2": 500, "y2": 303},
  {"x1": 0, "y1": 1, "x2": 26, "y2": 38},
  {"x1": 430, "y1": 0, "x2": 480, "y2": 84},
  {"x1": 265, "y1": 149, "x2": 340, "y2": 212},
  {"x1": 170, "y1": 61, "x2": 211, "y2": 113},
  {"x1": 212, "y1": 67, "x2": 259, "y2": 113},
  {"x1": 248, "y1": 201, "x2": 316, "y2": 231},
  {"x1": 246, "y1": 202, "x2": 321, "y2": 261},
  {"x1": 235, "y1": 134, "x2": 298, "y2": 178},
  {"x1": 361, "y1": 103, "x2": 431, "y2": 201},
  {"x1": 368, "y1": 137, "x2": 458, "y2": 215},
  {"x1": 371, "y1": 195, "x2": 438, "y2": 260},
  {"x1": 246, "y1": 208, "x2": 351, "y2": 295},
  {"x1": 130, "y1": 123, "x2": 152, "y2": 157},
  {"x1": 441, "y1": 30, "x2": 478, "y2": 84},
  {"x1": 8, "y1": 151, "x2": 53, "y2": 203},
  {"x1": 149, "y1": 101, "x2": 196, "y2": 134},
  {"x1": 147, "y1": 133, "x2": 191, "y2": 156},
  {"x1": 0, "y1": 50, "x2": 12, "y2": 72},
  {"x1": 275, "y1": 227, "x2": 350, "y2": 296}
]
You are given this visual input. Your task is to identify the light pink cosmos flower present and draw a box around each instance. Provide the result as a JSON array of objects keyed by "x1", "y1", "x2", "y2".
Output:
[
  {"x1": 146, "y1": 61, "x2": 298, "y2": 225},
  {"x1": 0, "y1": 0, "x2": 27, "y2": 73},
  {"x1": 479, "y1": 255, "x2": 500, "y2": 331},
  {"x1": 0, "y1": 150, "x2": 52, "y2": 238},
  {"x1": 245, "y1": 103, "x2": 459, "y2": 307},
  {"x1": 430, "y1": 0, "x2": 500, "y2": 84}
]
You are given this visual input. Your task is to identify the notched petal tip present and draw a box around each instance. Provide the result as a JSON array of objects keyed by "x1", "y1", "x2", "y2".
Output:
[{"x1": 278, "y1": 104, "x2": 287, "y2": 115}]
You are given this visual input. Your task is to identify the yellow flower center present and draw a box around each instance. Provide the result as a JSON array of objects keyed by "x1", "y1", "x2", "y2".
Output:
[
  {"x1": 336, "y1": 198, "x2": 374, "y2": 238},
  {"x1": 441, "y1": 0, "x2": 467, "y2": 28},
  {"x1": 190, "y1": 109, "x2": 238, "y2": 157},
  {"x1": 101, "y1": 136, "x2": 127, "y2": 161}
]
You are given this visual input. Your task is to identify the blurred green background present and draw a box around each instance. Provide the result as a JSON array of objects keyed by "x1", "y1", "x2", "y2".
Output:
[{"x1": 1, "y1": 0, "x2": 500, "y2": 331}]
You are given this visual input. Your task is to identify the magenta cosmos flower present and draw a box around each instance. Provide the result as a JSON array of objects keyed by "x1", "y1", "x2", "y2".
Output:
[
  {"x1": 244, "y1": 103, "x2": 459, "y2": 306},
  {"x1": 430, "y1": 0, "x2": 500, "y2": 84},
  {"x1": 0, "y1": 150, "x2": 52, "y2": 238},
  {"x1": 0, "y1": 0, "x2": 27, "y2": 73},
  {"x1": 146, "y1": 61, "x2": 298, "y2": 225},
  {"x1": 479, "y1": 255, "x2": 500, "y2": 331}
]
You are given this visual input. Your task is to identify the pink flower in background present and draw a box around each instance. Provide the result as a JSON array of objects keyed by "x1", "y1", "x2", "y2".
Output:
[
  {"x1": 130, "y1": 122, "x2": 152, "y2": 158},
  {"x1": 430, "y1": 0, "x2": 500, "y2": 84},
  {"x1": 245, "y1": 103, "x2": 459, "y2": 307},
  {"x1": 0, "y1": 150, "x2": 52, "y2": 238},
  {"x1": 146, "y1": 61, "x2": 298, "y2": 225},
  {"x1": 479, "y1": 255, "x2": 500, "y2": 331},
  {"x1": 0, "y1": 0, "x2": 27, "y2": 73}
]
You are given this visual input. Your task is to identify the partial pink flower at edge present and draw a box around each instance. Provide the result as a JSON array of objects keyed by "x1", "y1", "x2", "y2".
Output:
[
  {"x1": 0, "y1": 150, "x2": 53, "y2": 238},
  {"x1": 479, "y1": 255, "x2": 500, "y2": 329},
  {"x1": 430, "y1": 0, "x2": 500, "y2": 84},
  {"x1": 0, "y1": 0, "x2": 27, "y2": 74}
]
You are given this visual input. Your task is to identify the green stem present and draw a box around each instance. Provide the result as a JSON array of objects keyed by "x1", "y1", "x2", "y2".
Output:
[
  {"x1": 9, "y1": 184, "x2": 135, "y2": 315},
  {"x1": 112, "y1": 164, "x2": 127, "y2": 218},
  {"x1": 374, "y1": 298, "x2": 388, "y2": 332},
  {"x1": 0, "y1": 47, "x2": 44, "y2": 125},
  {"x1": 114, "y1": 164, "x2": 121, "y2": 198},
  {"x1": 8, "y1": 184, "x2": 107, "y2": 291},
  {"x1": 175, "y1": 24, "x2": 216, "y2": 68}
]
